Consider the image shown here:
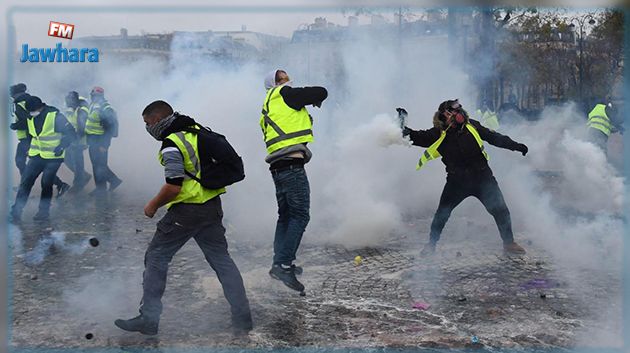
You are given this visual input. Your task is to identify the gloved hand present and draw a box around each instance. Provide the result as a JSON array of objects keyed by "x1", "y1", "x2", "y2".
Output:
[
  {"x1": 54, "y1": 145, "x2": 64, "y2": 157},
  {"x1": 402, "y1": 126, "x2": 412, "y2": 137},
  {"x1": 396, "y1": 107, "x2": 408, "y2": 117},
  {"x1": 516, "y1": 143, "x2": 528, "y2": 156}
]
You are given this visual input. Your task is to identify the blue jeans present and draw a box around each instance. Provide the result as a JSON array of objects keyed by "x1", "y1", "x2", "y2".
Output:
[
  {"x1": 12, "y1": 155, "x2": 63, "y2": 217},
  {"x1": 271, "y1": 165, "x2": 310, "y2": 266}
]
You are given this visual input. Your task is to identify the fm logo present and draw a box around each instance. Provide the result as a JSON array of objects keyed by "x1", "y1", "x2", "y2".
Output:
[{"x1": 48, "y1": 21, "x2": 74, "y2": 40}]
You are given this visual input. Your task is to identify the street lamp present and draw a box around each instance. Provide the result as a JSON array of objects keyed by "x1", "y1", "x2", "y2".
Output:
[{"x1": 569, "y1": 14, "x2": 596, "y2": 107}]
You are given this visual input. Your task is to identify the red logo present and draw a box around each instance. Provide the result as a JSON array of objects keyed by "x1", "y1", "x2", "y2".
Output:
[{"x1": 48, "y1": 21, "x2": 74, "y2": 39}]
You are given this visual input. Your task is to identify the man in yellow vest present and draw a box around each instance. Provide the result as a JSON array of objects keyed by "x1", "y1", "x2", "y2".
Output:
[
  {"x1": 115, "y1": 100, "x2": 252, "y2": 336},
  {"x1": 401, "y1": 99, "x2": 528, "y2": 255},
  {"x1": 260, "y1": 69, "x2": 327, "y2": 294},
  {"x1": 475, "y1": 99, "x2": 500, "y2": 131},
  {"x1": 64, "y1": 91, "x2": 92, "y2": 192},
  {"x1": 10, "y1": 96, "x2": 76, "y2": 223},
  {"x1": 586, "y1": 102, "x2": 622, "y2": 155},
  {"x1": 86, "y1": 86, "x2": 122, "y2": 196},
  {"x1": 9, "y1": 83, "x2": 70, "y2": 196}
]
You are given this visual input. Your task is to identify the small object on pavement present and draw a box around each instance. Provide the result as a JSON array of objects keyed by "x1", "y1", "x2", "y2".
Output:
[
  {"x1": 30, "y1": 274, "x2": 37, "y2": 280},
  {"x1": 85, "y1": 333, "x2": 93, "y2": 340},
  {"x1": 471, "y1": 335, "x2": 479, "y2": 344},
  {"x1": 412, "y1": 302, "x2": 430, "y2": 310},
  {"x1": 299, "y1": 291, "x2": 306, "y2": 297},
  {"x1": 89, "y1": 237, "x2": 99, "y2": 247},
  {"x1": 540, "y1": 293, "x2": 547, "y2": 299},
  {"x1": 456, "y1": 251, "x2": 462, "y2": 257},
  {"x1": 354, "y1": 255, "x2": 362, "y2": 266},
  {"x1": 457, "y1": 296, "x2": 467, "y2": 302},
  {"x1": 135, "y1": 229, "x2": 142, "y2": 233}
]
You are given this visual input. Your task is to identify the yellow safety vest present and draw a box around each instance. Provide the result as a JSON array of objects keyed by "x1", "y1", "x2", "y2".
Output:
[
  {"x1": 65, "y1": 105, "x2": 89, "y2": 144},
  {"x1": 27, "y1": 110, "x2": 64, "y2": 159},
  {"x1": 482, "y1": 110, "x2": 500, "y2": 131},
  {"x1": 158, "y1": 129, "x2": 225, "y2": 209},
  {"x1": 260, "y1": 85, "x2": 313, "y2": 154},
  {"x1": 13, "y1": 100, "x2": 28, "y2": 140},
  {"x1": 416, "y1": 123, "x2": 489, "y2": 170},
  {"x1": 587, "y1": 104, "x2": 613, "y2": 137},
  {"x1": 85, "y1": 101, "x2": 112, "y2": 135}
]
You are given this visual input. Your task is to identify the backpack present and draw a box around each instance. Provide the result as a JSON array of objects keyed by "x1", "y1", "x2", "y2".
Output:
[{"x1": 181, "y1": 123, "x2": 245, "y2": 189}]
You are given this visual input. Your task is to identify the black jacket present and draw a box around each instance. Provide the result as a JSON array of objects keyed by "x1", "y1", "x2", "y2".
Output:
[
  {"x1": 10, "y1": 93, "x2": 32, "y2": 133},
  {"x1": 408, "y1": 114, "x2": 522, "y2": 175}
]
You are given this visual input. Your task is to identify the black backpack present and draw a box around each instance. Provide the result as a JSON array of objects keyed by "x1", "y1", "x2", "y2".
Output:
[{"x1": 181, "y1": 123, "x2": 245, "y2": 189}]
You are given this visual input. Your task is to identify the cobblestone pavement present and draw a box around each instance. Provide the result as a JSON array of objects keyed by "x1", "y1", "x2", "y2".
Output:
[{"x1": 7, "y1": 193, "x2": 623, "y2": 351}]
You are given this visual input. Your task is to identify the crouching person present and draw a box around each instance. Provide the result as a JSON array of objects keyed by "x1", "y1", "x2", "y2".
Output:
[{"x1": 115, "y1": 100, "x2": 252, "y2": 336}]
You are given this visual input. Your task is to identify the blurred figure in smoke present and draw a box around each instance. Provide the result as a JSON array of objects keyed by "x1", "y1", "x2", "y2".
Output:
[
  {"x1": 86, "y1": 86, "x2": 122, "y2": 196},
  {"x1": 498, "y1": 92, "x2": 521, "y2": 125},
  {"x1": 9, "y1": 83, "x2": 70, "y2": 196},
  {"x1": 260, "y1": 69, "x2": 327, "y2": 294},
  {"x1": 586, "y1": 101, "x2": 623, "y2": 156},
  {"x1": 400, "y1": 99, "x2": 528, "y2": 255},
  {"x1": 64, "y1": 91, "x2": 92, "y2": 193},
  {"x1": 115, "y1": 100, "x2": 252, "y2": 336},
  {"x1": 10, "y1": 96, "x2": 76, "y2": 223},
  {"x1": 475, "y1": 99, "x2": 500, "y2": 131}
]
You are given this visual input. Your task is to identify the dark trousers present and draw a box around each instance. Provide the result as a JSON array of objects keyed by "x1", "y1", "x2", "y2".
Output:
[
  {"x1": 429, "y1": 170, "x2": 515, "y2": 245},
  {"x1": 15, "y1": 138, "x2": 30, "y2": 176},
  {"x1": 271, "y1": 165, "x2": 310, "y2": 266},
  {"x1": 12, "y1": 156, "x2": 63, "y2": 216},
  {"x1": 15, "y1": 138, "x2": 64, "y2": 187},
  {"x1": 139, "y1": 197, "x2": 252, "y2": 326},
  {"x1": 88, "y1": 143, "x2": 119, "y2": 190},
  {"x1": 64, "y1": 143, "x2": 88, "y2": 185}
]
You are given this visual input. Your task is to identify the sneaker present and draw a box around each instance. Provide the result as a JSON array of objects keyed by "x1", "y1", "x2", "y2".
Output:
[
  {"x1": 504, "y1": 242, "x2": 526, "y2": 254},
  {"x1": 269, "y1": 264, "x2": 305, "y2": 292},
  {"x1": 56, "y1": 182, "x2": 70, "y2": 198},
  {"x1": 109, "y1": 178, "x2": 123, "y2": 192},
  {"x1": 420, "y1": 242, "x2": 436, "y2": 256},
  {"x1": 33, "y1": 211, "x2": 50, "y2": 222},
  {"x1": 114, "y1": 315, "x2": 158, "y2": 335}
]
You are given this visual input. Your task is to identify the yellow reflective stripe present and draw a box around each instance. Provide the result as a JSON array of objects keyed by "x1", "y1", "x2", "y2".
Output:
[
  {"x1": 173, "y1": 132, "x2": 200, "y2": 177},
  {"x1": 265, "y1": 129, "x2": 313, "y2": 147},
  {"x1": 416, "y1": 131, "x2": 446, "y2": 170},
  {"x1": 465, "y1": 124, "x2": 489, "y2": 161}
]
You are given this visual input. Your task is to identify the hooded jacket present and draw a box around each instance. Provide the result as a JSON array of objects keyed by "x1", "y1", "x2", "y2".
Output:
[{"x1": 408, "y1": 110, "x2": 522, "y2": 175}]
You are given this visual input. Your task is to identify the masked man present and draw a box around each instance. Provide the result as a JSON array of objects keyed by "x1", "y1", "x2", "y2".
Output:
[{"x1": 400, "y1": 99, "x2": 528, "y2": 255}]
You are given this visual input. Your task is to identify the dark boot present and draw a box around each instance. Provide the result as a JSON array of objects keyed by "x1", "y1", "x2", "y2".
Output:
[
  {"x1": 114, "y1": 315, "x2": 158, "y2": 335},
  {"x1": 269, "y1": 264, "x2": 305, "y2": 292}
]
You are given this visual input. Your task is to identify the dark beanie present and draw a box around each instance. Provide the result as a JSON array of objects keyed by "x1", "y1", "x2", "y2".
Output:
[
  {"x1": 9, "y1": 83, "x2": 27, "y2": 96},
  {"x1": 25, "y1": 96, "x2": 44, "y2": 112}
]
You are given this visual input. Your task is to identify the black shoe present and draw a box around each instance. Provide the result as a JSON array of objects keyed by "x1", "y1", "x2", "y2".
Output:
[
  {"x1": 56, "y1": 182, "x2": 70, "y2": 198},
  {"x1": 114, "y1": 315, "x2": 158, "y2": 335},
  {"x1": 109, "y1": 178, "x2": 123, "y2": 192},
  {"x1": 33, "y1": 211, "x2": 50, "y2": 222},
  {"x1": 269, "y1": 264, "x2": 305, "y2": 292}
]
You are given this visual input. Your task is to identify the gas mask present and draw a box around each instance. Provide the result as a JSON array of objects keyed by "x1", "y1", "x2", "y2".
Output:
[{"x1": 443, "y1": 100, "x2": 466, "y2": 126}]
